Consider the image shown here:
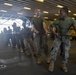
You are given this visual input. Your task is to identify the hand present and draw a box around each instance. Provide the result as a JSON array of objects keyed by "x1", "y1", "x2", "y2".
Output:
[
  {"x1": 45, "y1": 30, "x2": 49, "y2": 34},
  {"x1": 55, "y1": 33, "x2": 60, "y2": 37},
  {"x1": 35, "y1": 30, "x2": 39, "y2": 34}
]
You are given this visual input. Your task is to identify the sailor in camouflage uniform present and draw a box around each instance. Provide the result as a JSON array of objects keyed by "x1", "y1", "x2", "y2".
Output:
[{"x1": 49, "y1": 6, "x2": 76, "y2": 72}]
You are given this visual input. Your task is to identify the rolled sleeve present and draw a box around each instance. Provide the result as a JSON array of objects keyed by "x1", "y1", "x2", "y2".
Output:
[
  {"x1": 72, "y1": 19, "x2": 76, "y2": 27},
  {"x1": 72, "y1": 19, "x2": 76, "y2": 31},
  {"x1": 52, "y1": 21, "x2": 59, "y2": 27}
]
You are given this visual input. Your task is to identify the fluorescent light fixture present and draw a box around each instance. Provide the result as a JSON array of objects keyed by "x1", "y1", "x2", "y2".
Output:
[
  {"x1": 57, "y1": 5, "x2": 63, "y2": 8},
  {"x1": 34, "y1": 14, "x2": 36, "y2": 17},
  {"x1": 72, "y1": 17, "x2": 75, "y2": 19},
  {"x1": 73, "y1": 14, "x2": 76, "y2": 16},
  {"x1": 4, "y1": 3, "x2": 13, "y2": 6},
  {"x1": 36, "y1": 0, "x2": 44, "y2": 2},
  {"x1": 17, "y1": 13, "x2": 23, "y2": 15},
  {"x1": 55, "y1": 14, "x2": 59, "y2": 16},
  {"x1": 54, "y1": 18, "x2": 57, "y2": 20},
  {"x1": 68, "y1": 10, "x2": 71, "y2": 13},
  {"x1": 0, "y1": 10, "x2": 7, "y2": 12},
  {"x1": 44, "y1": 17, "x2": 48, "y2": 19},
  {"x1": 24, "y1": 7, "x2": 31, "y2": 10},
  {"x1": 43, "y1": 11, "x2": 49, "y2": 14}
]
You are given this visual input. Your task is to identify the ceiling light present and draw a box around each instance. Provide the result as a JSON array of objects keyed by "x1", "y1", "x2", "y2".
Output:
[
  {"x1": 73, "y1": 14, "x2": 76, "y2": 16},
  {"x1": 56, "y1": 5, "x2": 63, "y2": 8},
  {"x1": 72, "y1": 17, "x2": 75, "y2": 19},
  {"x1": 44, "y1": 17, "x2": 48, "y2": 19},
  {"x1": 24, "y1": 7, "x2": 31, "y2": 10},
  {"x1": 4, "y1": 3, "x2": 13, "y2": 6},
  {"x1": 68, "y1": 10, "x2": 71, "y2": 13},
  {"x1": 17, "y1": 13, "x2": 23, "y2": 15},
  {"x1": 0, "y1": 10, "x2": 7, "y2": 12},
  {"x1": 55, "y1": 14, "x2": 59, "y2": 16},
  {"x1": 36, "y1": 0, "x2": 44, "y2": 2},
  {"x1": 43, "y1": 11, "x2": 49, "y2": 14},
  {"x1": 54, "y1": 18, "x2": 57, "y2": 21}
]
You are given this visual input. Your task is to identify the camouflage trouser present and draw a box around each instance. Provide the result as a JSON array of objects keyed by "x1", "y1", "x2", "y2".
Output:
[
  {"x1": 15, "y1": 35, "x2": 25, "y2": 49},
  {"x1": 34, "y1": 34, "x2": 48, "y2": 57},
  {"x1": 24, "y1": 38, "x2": 36, "y2": 54},
  {"x1": 50, "y1": 37, "x2": 71, "y2": 63}
]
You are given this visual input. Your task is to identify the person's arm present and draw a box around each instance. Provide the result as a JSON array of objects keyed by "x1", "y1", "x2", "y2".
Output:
[
  {"x1": 52, "y1": 20, "x2": 59, "y2": 36},
  {"x1": 42, "y1": 17, "x2": 49, "y2": 33},
  {"x1": 73, "y1": 25, "x2": 76, "y2": 31},
  {"x1": 72, "y1": 19, "x2": 76, "y2": 31},
  {"x1": 43, "y1": 22, "x2": 48, "y2": 33},
  {"x1": 32, "y1": 24, "x2": 39, "y2": 33},
  {"x1": 31, "y1": 18, "x2": 39, "y2": 33},
  {"x1": 52, "y1": 26, "x2": 59, "y2": 36}
]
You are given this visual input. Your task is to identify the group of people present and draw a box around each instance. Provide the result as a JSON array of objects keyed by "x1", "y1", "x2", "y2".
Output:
[
  {"x1": 0, "y1": 22, "x2": 35, "y2": 55},
  {"x1": 31, "y1": 6, "x2": 76, "y2": 73},
  {"x1": 0, "y1": 6, "x2": 76, "y2": 73}
]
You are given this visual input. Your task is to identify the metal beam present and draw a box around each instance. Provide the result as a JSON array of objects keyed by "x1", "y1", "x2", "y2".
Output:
[
  {"x1": 0, "y1": 14, "x2": 4, "y2": 19},
  {"x1": 1, "y1": 15, "x2": 13, "y2": 25}
]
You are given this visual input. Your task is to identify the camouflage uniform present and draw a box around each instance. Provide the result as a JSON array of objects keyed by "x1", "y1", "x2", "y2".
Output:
[
  {"x1": 50, "y1": 17, "x2": 76, "y2": 63},
  {"x1": 31, "y1": 17, "x2": 48, "y2": 57}
]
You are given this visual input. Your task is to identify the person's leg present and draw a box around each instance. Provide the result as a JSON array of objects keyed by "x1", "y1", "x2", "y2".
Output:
[
  {"x1": 42, "y1": 35, "x2": 48, "y2": 56},
  {"x1": 5, "y1": 34, "x2": 8, "y2": 47},
  {"x1": 16, "y1": 35, "x2": 20, "y2": 50},
  {"x1": 20, "y1": 36, "x2": 25, "y2": 52},
  {"x1": 7, "y1": 34, "x2": 10, "y2": 46},
  {"x1": 23, "y1": 38, "x2": 30, "y2": 55},
  {"x1": 9, "y1": 34, "x2": 12, "y2": 46},
  {"x1": 27, "y1": 38, "x2": 36, "y2": 56},
  {"x1": 61, "y1": 40, "x2": 71, "y2": 72},
  {"x1": 8, "y1": 34, "x2": 12, "y2": 46},
  {"x1": 60, "y1": 42, "x2": 64, "y2": 56},
  {"x1": 49, "y1": 38, "x2": 61, "y2": 72},
  {"x1": 12, "y1": 34, "x2": 16, "y2": 48},
  {"x1": 34, "y1": 34, "x2": 41, "y2": 64},
  {"x1": 42, "y1": 35, "x2": 49, "y2": 63}
]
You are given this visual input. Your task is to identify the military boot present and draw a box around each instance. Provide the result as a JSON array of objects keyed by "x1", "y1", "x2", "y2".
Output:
[
  {"x1": 25, "y1": 50, "x2": 31, "y2": 56},
  {"x1": 37, "y1": 57, "x2": 42, "y2": 64},
  {"x1": 62, "y1": 62, "x2": 68, "y2": 72},
  {"x1": 48, "y1": 61, "x2": 54, "y2": 72},
  {"x1": 46, "y1": 57, "x2": 50, "y2": 63}
]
